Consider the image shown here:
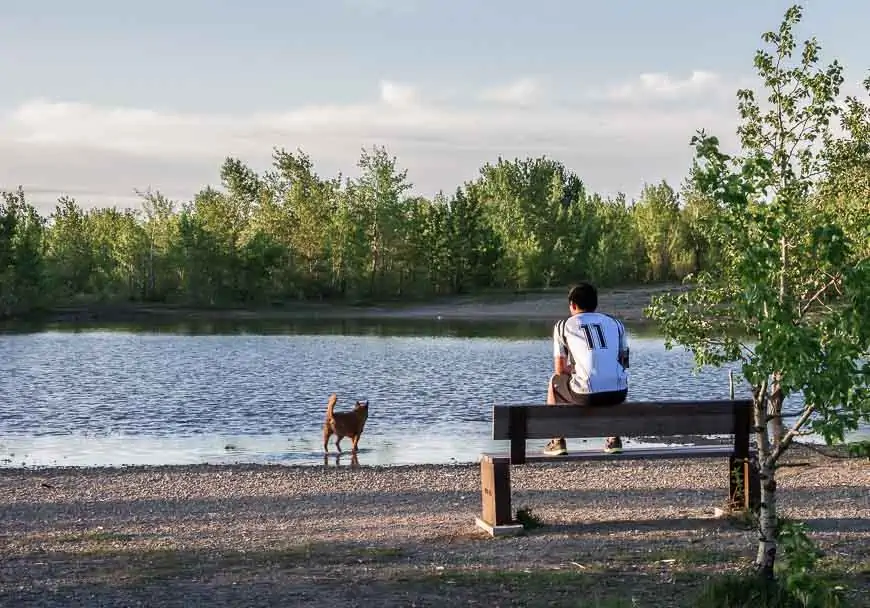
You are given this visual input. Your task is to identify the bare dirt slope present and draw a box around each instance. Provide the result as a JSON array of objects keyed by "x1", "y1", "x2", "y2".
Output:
[{"x1": 386, "y1": 284, "x2": 682, "y2": 324}]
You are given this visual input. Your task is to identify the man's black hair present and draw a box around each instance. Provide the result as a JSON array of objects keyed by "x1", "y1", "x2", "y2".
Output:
[{"x1": 568, "y1": 282, "x2": 598, "y2": 312}]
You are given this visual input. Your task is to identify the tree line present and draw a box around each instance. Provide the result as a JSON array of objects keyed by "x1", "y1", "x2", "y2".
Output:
[
  {"x1": 0, "y1": 147, "x2": 715, "y2": 316},
  {"x1": 4, "y1": 120, "x2": 862, "y2": 318},
  {"x1": 1, "y1": 148, "x2": 729, "y2": 318}
]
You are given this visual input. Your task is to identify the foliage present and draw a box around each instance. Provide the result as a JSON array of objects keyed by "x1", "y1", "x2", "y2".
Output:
[
  {"x1": 775, "y1": 519, "x2": 846, "y2": 607},
  {"x1": 694, "y1": 570, "x2": 844, "y2": 608},
  {"x1": 646, "y1": 3, "x2": 870, "y2": 577},
  {"x1": 0, "y1": 187, "x2": 46, "y2": 317},
  {"x1": 845, "y1": 440, "x2": 870, "y2": 459},
  {"x1": 2, "y1": 147, "x2": 727, "y2": 318},
  {"x1": 696, "y1": 520, "x2": 846, "y2": 608}
]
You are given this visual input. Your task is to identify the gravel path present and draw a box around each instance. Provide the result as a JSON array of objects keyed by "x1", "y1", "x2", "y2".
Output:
[{"x1": 1, "y1": 445, "x2": 868, "y2": 607}]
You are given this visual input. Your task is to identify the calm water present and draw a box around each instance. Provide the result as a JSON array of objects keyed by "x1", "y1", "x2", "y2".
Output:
[{"x1": 0, "y1": 319, "x2": 866, "y2": 468}]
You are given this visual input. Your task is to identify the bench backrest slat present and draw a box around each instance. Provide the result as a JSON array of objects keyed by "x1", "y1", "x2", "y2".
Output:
[{"x1": 492, "y1": 400, "x2": 752, "y2": 440}]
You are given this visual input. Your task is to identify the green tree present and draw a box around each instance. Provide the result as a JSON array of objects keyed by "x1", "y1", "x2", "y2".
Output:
[
  {"x1": 474, "y1": 156, "x2": 579, "y2": 289},
  {"x1": 446, "y1": 187, "x2": 501, "y2": 293},
  {"x1": 407, "y1": 194, "x2": 451, "y2": 295},
  {"x1": 677, "y1": 181, "x2": 722, "y2": 276},
  {"x1": 44, "y1": 197, "x2": 94, "y2": 299},
  {"x1": 352, "y1": 146, "x2": 413, "y2": 297},
  {"x1": 325, "y1": 181, "x2": 369, "y2": 299},
  {"x1": 265, "y1": 149, "x2": 338, "y2": 297},
  {"x1": 138, "y1": 189, "x2": 181, "y2": 301},
  {"x1": 0, "y1": 187, "x2": 47, "y2": 317},
  {"x1": 587, "y1": 193, "x2": 646, "y2": 286},
  {"x1": 647, "y1": 5, "x2": 870, "y2": 578},
  {"x1": 551, "y1": 182, "x2": 598, "y2": 287},
  {"x1": 815, "y1": 86, "x2": 870, "y2": 262},
  {"x1": 631, "y1": 181, "x2": 683, "y2": 281},
  {"x1": 85, "y1": 207, "x2": 146, "y2": 300}
]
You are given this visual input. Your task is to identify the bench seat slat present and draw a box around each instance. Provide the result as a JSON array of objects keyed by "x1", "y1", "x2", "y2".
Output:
[
  {"x1": 492, "y1": 400, "x2": 751, "y2": 440},
  {"x1": 481, "y1": 444, "x2": 748, "y2": 464}
]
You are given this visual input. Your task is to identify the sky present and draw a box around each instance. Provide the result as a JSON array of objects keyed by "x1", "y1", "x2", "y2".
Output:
[{"x1": 1, "y1": 0, "x2": 868, "y2": 214}]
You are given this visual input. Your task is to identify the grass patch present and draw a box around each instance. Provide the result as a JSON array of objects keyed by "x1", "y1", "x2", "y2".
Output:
[
  {"x1": 606, "y1": 546, "x2": 741, "y2": 567},
  {"x1": 54, "y1": 530, "x2": 139, "y2": 544},
  {"x1": 413, "y1": 568, "x2": 709, "y2": 607},
  {"x1": 5, "y1": 541, "x2": 866, "y2": 607},
  {"x1": 515, "y1": 507, "x2": 544, "y2": 530},
  {"x1": 695, "y1": 569, "x2": 854, "y2": 608},
  {"x1": 121, "y1": 544, "x2": 407, "y2": 582},
  {"x1": 696, "y1": 572, "x2": 806, "y2": 607}
]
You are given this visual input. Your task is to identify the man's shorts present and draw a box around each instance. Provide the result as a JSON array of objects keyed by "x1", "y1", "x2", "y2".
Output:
[{"x1": 551, "y1": 373, "x2": 627, "y2": 406}]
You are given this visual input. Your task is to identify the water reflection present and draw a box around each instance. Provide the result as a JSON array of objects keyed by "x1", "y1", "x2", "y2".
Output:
[{"x1": 1, "y1": 316, "x2": 664, "y2": 340}]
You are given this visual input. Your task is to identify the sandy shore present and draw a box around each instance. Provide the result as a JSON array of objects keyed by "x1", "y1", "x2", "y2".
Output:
[{"x1": 2, "y1": 444, "x2": 867, "y2": 607}]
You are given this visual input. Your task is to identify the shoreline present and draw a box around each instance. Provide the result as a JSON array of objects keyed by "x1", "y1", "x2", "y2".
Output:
[
  {"x1": 3, "y1": 283, "x2": 683, "y2": 328},
  {"x1": 0, "y1": 441, "x2": 857, "y2": 473},
  {"x1": 2, "y1": 444, "x2": 867, "y2": 607}
]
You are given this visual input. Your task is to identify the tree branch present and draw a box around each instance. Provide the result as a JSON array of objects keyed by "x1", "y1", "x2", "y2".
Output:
[
  {"x1": 766, "y1": 403, "x2": 817, "y2": 468},
  {"x1": 799, "y1": 273, "x2": 842, "y2": 317}
]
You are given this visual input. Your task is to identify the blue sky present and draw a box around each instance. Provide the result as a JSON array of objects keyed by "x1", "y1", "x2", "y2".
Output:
[{"x1": 1, "y1": 0, "x2": 868, "y2": 212}]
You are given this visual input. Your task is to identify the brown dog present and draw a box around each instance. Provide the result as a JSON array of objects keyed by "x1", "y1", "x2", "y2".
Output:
[{"x1": 322, "y1": 393, "x2": 369, "y2": 454}]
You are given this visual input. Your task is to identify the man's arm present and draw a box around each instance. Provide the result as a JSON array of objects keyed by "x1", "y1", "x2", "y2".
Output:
[
  {"x1": 617, "y1": 321, "x2": 630, "y2": 369},
  {"x1": 553, "y1": 321, "x2": 573, "y2": 375}
]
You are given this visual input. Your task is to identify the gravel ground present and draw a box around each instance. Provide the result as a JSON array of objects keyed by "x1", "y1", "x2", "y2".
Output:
[{"x1": 1, "y1": 444, "x2": 868, "y2": 607}]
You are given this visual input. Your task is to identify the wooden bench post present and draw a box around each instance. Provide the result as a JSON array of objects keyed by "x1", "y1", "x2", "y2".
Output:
[
  {"x1": 729, "y1": 401, "x2": 760, "y2": 511},
  {"x1": 747, "y1": 453, "x2": 761, "y2": 510},
  {"x1": 509, "y1": 406, "x2": 528, "y2": 465},
  {"x1": 476, "y1": 455, "x2": 524, "y2": 536}
]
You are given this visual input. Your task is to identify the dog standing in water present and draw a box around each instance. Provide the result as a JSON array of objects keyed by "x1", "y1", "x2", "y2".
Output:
[{"x1": 322, "y1": 393, "x2": 369, "y2": 454}]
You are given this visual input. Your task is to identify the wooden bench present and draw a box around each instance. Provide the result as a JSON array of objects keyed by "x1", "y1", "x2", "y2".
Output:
[{"x1": 475, "y1": 399, "x2": 761, "y2": 536}]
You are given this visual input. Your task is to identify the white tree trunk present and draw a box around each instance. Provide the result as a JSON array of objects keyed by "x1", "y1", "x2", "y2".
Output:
[{"x1": 754, "y1": 385, "x2": 778, "y2": 578}]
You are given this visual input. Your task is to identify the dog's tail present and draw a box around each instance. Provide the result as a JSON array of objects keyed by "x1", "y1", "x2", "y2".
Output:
[{"x1": 326, "y1": 393, "x2": 338, "y2": 420}]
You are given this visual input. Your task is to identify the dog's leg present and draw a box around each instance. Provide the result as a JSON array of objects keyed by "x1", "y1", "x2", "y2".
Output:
[
  {"x1": 351, "y1": 434, "x2": 360, "y2": 454},
  {"x1": 335, "y1": 435, "x2": 343, "y2": 453},
  {"x1": 322, "y1": 426, "x2": 332, "y2": 453}
]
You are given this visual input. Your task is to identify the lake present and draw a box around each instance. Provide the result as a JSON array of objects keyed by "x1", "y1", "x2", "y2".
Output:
[{"x1": 1, "y1": 318, "x2": 866, "y2": 468}]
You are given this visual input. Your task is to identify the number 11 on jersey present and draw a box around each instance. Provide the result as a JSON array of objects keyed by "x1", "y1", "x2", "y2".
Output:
[{"x1": 580, "y1": 323, "x2": 607, "y2": 349}]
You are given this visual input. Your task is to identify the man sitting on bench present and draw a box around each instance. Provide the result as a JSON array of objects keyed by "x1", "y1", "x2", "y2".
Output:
[{"x1": 544, "y1": 282, "x2": 630, "y2": 456}]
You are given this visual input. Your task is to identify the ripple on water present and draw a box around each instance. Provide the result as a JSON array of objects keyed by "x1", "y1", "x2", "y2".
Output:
[{"x1": 0, "y1": 327, "x2": 864, "y2": 467}]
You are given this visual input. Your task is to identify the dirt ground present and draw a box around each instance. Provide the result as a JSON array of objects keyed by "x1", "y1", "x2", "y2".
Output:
[
  {"x1": 1, "y1": 445, "x2": 867, "y2": 607},
  {"x1": 27, "y1": 284, "x2": 683, "y2": 327}
]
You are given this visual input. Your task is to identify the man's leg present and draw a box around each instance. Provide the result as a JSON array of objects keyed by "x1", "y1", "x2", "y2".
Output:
[
  {"x1": 548, "y1": 373, "x2": 576, "y2": 405},
  {"x1": 588, "y1": 389, "x2": 628, "y2": 453},
  {"x1": 544, "y1": 374, "x2": 578, "y2": 456}
]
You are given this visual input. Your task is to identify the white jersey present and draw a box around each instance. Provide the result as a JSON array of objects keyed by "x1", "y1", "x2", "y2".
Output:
[{"x1": 553, "y1": 312, "x2": 629, "y2": 394}]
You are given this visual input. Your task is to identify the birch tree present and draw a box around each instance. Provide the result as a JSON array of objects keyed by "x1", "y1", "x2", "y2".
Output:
[{"x1": 647, "y1": 4, "x2": 870, "y2": 578}]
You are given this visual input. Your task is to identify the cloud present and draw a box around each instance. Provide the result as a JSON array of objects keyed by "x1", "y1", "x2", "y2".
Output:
[
  {"x1": 0, "y1": 73, "x2": 745, "y2": 213},
  {"x1": 602, "y1": 70, "x2": 727, "y2": 101},
  {"x1": 379, "y1": 80, "x2": 419, "y2": 107},
  {"x1": 478, "y1": 78, "x2": 541, "y2": 106}
]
